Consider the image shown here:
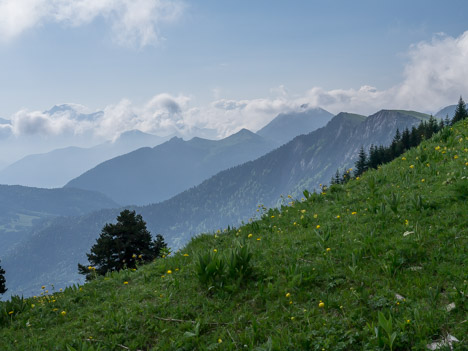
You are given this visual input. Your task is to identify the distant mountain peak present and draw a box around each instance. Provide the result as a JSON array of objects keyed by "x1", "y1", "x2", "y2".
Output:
[
  {"x1": 256, "y1": 107, "x2": 334, "y2": 146},
  {"x1": 227, "y1": 128, "x2": 256, "y2": 138},
  {"x1": 46, "y1": 103, "x2": 90, "y2": 115},
  {"x1": 44, "y1": 104, "x2": 103, "y2": 122}
]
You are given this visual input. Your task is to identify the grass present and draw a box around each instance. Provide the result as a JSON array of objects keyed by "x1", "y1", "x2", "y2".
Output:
[
  {"x1": 1, "y1": 120, "x2": 467, "y2": 350},
  {"x1": 392, "y1": 110, "x2": 432, "y2": 120}
]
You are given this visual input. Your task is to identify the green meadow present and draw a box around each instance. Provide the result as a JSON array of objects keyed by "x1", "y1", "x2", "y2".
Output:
[{"x1": 1, "y1": 119, "x2": 467, "y2": 350}]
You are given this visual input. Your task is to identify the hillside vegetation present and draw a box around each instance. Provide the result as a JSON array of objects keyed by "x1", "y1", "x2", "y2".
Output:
[
  {"x1": 1, "y1": 119, "x2": 467, "y2": 350},
  {"x1": 3, "y1": 109, "x2": 431, "y2": 298}
]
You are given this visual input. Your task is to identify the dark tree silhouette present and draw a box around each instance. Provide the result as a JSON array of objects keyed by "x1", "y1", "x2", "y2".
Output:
[
  {"x1": 78, "y1": 209, "x2": 167, "y2": 280},
  {"x1": 0, "y1": 260, "x2": 6, "y2": 294},
  {"x1": 354, "y1": 146, "x2": 368, "y2": 177},
  {"x1": 452, "y1": 96, "x2": 468, "y2": 124}
]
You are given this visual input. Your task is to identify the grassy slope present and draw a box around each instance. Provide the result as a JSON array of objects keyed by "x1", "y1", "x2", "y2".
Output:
[
  {"x1": 1, "y1": 120, "x2": 467, "y2": 350},
  {"x1": 393, "y1": 110, "x2": 432, "y2": 121}
]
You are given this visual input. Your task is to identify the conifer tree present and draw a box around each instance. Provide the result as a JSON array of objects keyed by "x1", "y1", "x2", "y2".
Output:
[
  {"x1": 452, "y1": 96, "x2": 468, "y2": 124},
  {"x1": 331, "y1": 169, "x2": 341, "y2": 185},
  {"x1": 409, "y1": 126, "x2": 420, "y2": 148},
  {"x1": 354, "y1": 146, "x2": 368, "y2": 177},
  {"x1": 78, "y1": 210, "x2": 167, "y2": 280},
  {"x1": 444, "y1": 114, "x2": 451, "y2": 126},
  {"x1": 401, "y1": 128, "x2": 411, "y2": 151},
  {"x1": 0, "y1": 260, "x2": 6, "y2": 294}
]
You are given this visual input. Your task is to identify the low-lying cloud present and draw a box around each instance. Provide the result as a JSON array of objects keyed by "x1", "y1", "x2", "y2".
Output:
[
  {"x1": 4, "y1": 31, "x2": 468, "y2": 144},
  {"x1": 0, "y1": 0, "x2": 184, "y2": 47}
]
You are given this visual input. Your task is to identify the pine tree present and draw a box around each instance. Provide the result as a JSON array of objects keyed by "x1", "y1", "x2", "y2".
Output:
[
  {"x1": 78, "y1": 210, "x2": 166, "y2": 280},
  {"x1": 368, "y1": 144, "x2": 380, "y2": 169},
  {"x1": 354, "y1": 146, "x2": 368, "y2": 177},
  {"x1": 0, "y1": 260, "x2": 6, "y2": 294},
  {"x1": 409, "y1": 126, "x2": 420, "y2": 148},
  {"x1": 452, "y1": 96, "x2": 468, "y2": 124},
  {"x1": 444, "y1": 114, "x2": 451, "y2": 127},
  {"x1": 401, "y1": 128, "x2": 411, "y2": 151},
  {"x1": 331, "y1": 169, "x2": 341, "y2": 185}
]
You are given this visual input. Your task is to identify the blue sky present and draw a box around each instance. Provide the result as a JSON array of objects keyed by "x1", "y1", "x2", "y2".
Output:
[
  {"x1": 0, "y1": 0, "x2": 467, "y2": 114},
  {"x1": 0, "y1": 0, "x2": 467, "y2": 159}
]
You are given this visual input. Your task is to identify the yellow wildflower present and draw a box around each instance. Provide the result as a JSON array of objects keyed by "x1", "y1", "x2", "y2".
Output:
[
  {"x1": 123, "y1": 281, "x2": 129, "y2": 285},
  {"x1": 286, "y1": 292, "x2": 291, "y2": 298},
  {"x1": 248, "y1": 233, "x2": 253, "y2": 238},
  {"x1": 167, "y1": 270, "x2": 172, "y2": 274},
  {"x1": 313, "y1": 214, "x2": 318, "y2": 218},
  {"x1": 409, "y1": 165, "x2": 414, "y2": 169},
  {"x1": 351, "y1": 211, "x2": 357, "y2": 215},
  {"x1": 61, "y1": 311, "x2": 66, "y2": 316},
  {"x1": 300, "y1": 209, "x2": 306, "y2": 214},
  {"x1": 218, "y1": 339, "x2": 223, "y2": 344},
  {"x1": 336, "y1": 215, "x2": 340, "y2": 219},
  {"x1": 326, "y1": 248, "x2": 331, "y2": 252},
  {"x1": 8, "y1": 311, "x2": 13, "y2": 315},
  {"x1": 318, "y1": 301, "x2": 325, "y2": 308},
  {"x1": 401, "y1": 157, "x2": 406, "y2": 160},
  {"x1": 183, "y1": 253, "x2": 189, "y2": 257},
  {"x1": 213, "y1": 249, "x2": 218, "y2": 253},
  {"x1": 316, "y1": 225, "x2": 320, "y2": 229}
]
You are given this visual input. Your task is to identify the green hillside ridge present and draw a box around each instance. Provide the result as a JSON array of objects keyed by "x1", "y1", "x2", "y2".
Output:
[
  {"x1": 341, "y1": 112, "x2": 368, "y2": 122},
  {"x1": 392, "y1": 110, "x2": 432, "y2": 121},
  {"x1": 1, "y1": 119, "x2": 467, "y2": 350}
]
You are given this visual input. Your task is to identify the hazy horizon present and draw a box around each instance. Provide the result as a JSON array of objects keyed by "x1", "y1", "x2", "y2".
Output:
[{"x1": 0, "y1": 1, "x2": 467, "y2": 165}]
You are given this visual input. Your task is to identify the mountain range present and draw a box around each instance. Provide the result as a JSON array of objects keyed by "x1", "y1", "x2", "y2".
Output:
[
  {"x1": 256, "y1": 107, "x2": 334, "y2": 145},
  {"x1": 0, "y1": 108, "x2": 433, "y2": 298},
  {"x1": 65, "y1": 129, "x2": 278, "y2": 205},
  {"x1": 0, "y1": 130, "x2": 170, "y2": 188}
]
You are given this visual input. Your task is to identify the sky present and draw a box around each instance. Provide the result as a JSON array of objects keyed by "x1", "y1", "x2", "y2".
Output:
[{"x1": 0, "y1": 0, "x2": 468, "y2": 162}]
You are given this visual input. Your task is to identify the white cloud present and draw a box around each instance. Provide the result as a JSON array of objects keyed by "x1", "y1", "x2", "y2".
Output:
[
  {"x1": 0, "y1": 0, "x2": 184, "y2": 47},
  {"x1": 300, "y1": 31, "x2": 468, "y2": 115},
  {"x1": 4, "y1": 31, "x2": 468, "y2": 146},
  {"x1": 11, "y1": 109, "x2": 79, "y2": 136}
]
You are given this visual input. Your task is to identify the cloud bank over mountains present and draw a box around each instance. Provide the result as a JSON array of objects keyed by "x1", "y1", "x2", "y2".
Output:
[
  {"x1": 0, "y1": 0, "x2": 184, "y2": 47},
  {"x1": 0, "y1": 30, "x2": 467, "y2": 163}
]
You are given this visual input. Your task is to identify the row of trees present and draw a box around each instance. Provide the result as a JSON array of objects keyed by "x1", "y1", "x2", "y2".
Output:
[{"x1": 332, "y1": 96, "x2": 468, "y2": 184}]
